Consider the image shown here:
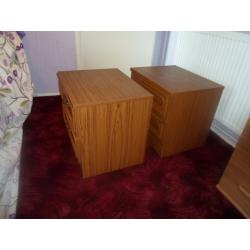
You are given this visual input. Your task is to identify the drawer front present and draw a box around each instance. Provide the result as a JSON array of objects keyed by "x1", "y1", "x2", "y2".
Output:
[
  {"x1": 65, "y1": 121, "x2": 81, "y2": 164},
  {"x1": 62, "y1": 102, "x2": 73, "y2": 125},
  {"x1": 150, "y1": 113, "x2": 165, "y2": 139},
  {"x1": 225, "y1": 163, "x2": 250, "y2": 196},
  {"x1": 219, "y1": 163, "x2": 250, "y2": 217},
  {"x1": 131, "y1": 72, "x2": 168, "y2": 120},
  {"x1": 152, "y1": 95, "x2": 168, "y2": 120},
  {"x1": 59, "y1": 81, "x2": 74, "y2": 107},
  {"x1": 60, "y1": 86, "x2": 75, "y2": 132},
  {"x1": 148, "y1": 131, "x2": 163, "y2": 156}
]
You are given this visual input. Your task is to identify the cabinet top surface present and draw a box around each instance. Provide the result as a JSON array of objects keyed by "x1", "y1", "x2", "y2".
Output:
[
  {"x1": 57, "y1": 68, "x2": 152, "y2": 106},
  {"x1": 131, "y1": 66, "x2": 224, "y2": 93}
]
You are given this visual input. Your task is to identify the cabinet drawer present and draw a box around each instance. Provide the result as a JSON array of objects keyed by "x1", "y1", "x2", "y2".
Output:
[
  {"x1": 62, "y1": 101, "x2": 72, "y2": 122},
  {"x1": 61, "y1": 92, "x2": 74, "y2": 129},
  {"x1": 152, "y1": 95, "x2": 168, "y2": 120},
  {"x1": 225, "y1": 163, "x2": 250, "y2": 195},
  {"x1": 150, "y1": 113, "x2": 164, "y2": 139},
  {"x1": 59, "y1": 81, "x2": 74, "y2": 107},
  {"x1": 152, "y1": 92, "x2": 166, "y2": 109},
  {"x1": 66, "y1": 124, "x2": 81, "y2": 164},
  {"x1": 148, "y1": 131, "x2": 163, "y2": 156}
]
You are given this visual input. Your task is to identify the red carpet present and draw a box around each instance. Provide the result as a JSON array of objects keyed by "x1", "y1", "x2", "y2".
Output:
[{"x1": 17, "y1": 96, "x2": 242, "y2": 218}]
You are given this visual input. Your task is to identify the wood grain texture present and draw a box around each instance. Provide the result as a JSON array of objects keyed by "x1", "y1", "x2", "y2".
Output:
[
  {"x1": 58, "y1": 69, "x2": 153, "y2": 178},
  {"x1": 57, "y1": 69, "x2": 152, "y2": 106},
  {"x1": 131, "y1": 66, "x2": 222, "y2": 93},
  {"x1": 131, "y1": 66, "x2": 224, "y2": 157},
  {"x1": 217, "y1": 118, "x2": 250, "y2": 218}
]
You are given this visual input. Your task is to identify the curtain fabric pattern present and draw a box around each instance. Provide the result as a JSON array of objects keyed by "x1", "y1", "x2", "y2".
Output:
[{"x1": 0, "y1": 31, "x2": 33, "y2": 218}]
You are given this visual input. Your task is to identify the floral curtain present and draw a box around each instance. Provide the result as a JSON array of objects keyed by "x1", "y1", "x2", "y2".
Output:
[{"x1": 0, "y1": 31, "x2": 33, "y2": 218}]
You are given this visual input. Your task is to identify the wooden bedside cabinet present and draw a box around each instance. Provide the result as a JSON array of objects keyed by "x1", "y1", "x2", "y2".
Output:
[
  {"x1": 131, "y1": 66, "x2": 224, "y2": 157},
  {"x1": 57, "y1": 69, "x2": 153, "y2": 178},
  {"x1": 217, "y1": 117, "x2": 250, "y2": 218}
]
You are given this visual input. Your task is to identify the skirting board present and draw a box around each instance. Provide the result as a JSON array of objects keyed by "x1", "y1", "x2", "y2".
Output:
[
  {"x1": 211, "y1": 119, "x2": 240, "y2": 148},
  {"x1": 34, "y1": 92, "x2": 60, "y2": 97}
]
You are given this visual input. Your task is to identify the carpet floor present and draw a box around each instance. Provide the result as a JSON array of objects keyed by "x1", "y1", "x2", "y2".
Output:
[{"x1": 17, "y1": 96, "x2": 243, "y2": 218}]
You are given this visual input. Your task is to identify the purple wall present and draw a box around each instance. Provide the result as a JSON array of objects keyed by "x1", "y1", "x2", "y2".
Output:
[
  {"x1": 23, "y1": 32, "x2": 76, "y2": 95},
  {"x1": 152, "y1": 31, "x2": 169, "y2": 66}
]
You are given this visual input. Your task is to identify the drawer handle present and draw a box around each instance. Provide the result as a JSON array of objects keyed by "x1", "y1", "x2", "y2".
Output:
[
  {"x1": 239, "y1": 185, "x2": 250, "y2": 199},
  {"x1": 62, "y1": 96, "x2": 70, "y2": 106}
]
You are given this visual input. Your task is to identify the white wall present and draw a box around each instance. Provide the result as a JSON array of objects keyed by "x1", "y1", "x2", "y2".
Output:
[
  {"x1": 165, "y1": 31, "x2": 250, "y2": 146},
  {"x1": 76, "y1": 31, "x2": 156, "y2": 76}
]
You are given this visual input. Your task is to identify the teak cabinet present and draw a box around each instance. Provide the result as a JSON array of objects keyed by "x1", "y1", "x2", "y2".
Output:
[
  {"x1": 131, "y1": 66, "x2": 224, "y2": 157},
  {"x1": 217, "y1": 117, "x2": 250, "y2": 218},
  {"x1": 57, "y1": 69, "x2": 153, "y2": 178}
]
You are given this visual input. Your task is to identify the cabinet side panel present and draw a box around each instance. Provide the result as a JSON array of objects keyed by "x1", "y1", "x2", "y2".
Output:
[
  {"x1": 162, "y1": 89, "x2": 222, "y2": 156},
  {"x1": 217, "y1": 164, "x2": 250, "y2": 218},
  {"x1": 124, "y1": 98, "x2": 153, "y2": 166},
  {"x1": 163, "y1": 92, "x2": 197, "y2": 156},
  {"x1": 79, "y1": 104, "x2": 122, "y2": 176},
  {"x1": 77, "y1": 98, "x2": 152, "y2": 177},
  {"x1": 107, "y1": 102, "x2": 128, "y2": 171},
  {"x1": 217, "y1": 117, "x2": 250, "y2": 218},
  {"x1": 183, "y1": 88, "x2": 223, "y2": 150}
]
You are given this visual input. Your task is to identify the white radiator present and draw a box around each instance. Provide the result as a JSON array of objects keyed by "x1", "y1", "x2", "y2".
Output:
[{"x1": 167, "y1": 31, "x2": 250, "y2": 146}]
